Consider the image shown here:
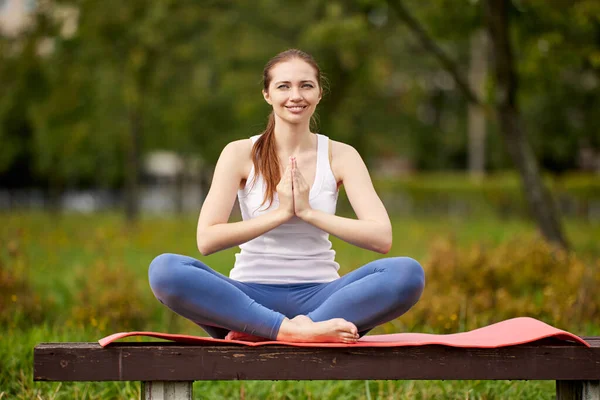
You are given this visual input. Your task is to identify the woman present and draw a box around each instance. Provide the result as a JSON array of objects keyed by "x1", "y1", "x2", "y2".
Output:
[{"x1": 149, "y1": 49, "x2": 425, "y2": 344}]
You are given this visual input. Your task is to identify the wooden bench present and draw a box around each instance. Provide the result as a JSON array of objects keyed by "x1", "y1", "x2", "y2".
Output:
[{"x1": 34, "y1": 337, "x2": 600, "y2": 400}]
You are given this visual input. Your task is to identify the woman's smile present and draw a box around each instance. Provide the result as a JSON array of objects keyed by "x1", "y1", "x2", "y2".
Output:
[{"x1": 285, "y1": 105, "x2": 308, "y2": 114}]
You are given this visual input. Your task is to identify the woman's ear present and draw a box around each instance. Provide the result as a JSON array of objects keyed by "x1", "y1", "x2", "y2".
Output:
[{"x1": 262, "y1": 89, "x2": 272, "y2": 105}]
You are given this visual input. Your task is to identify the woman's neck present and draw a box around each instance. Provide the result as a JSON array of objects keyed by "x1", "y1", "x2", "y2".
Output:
[{"x1": 273, "y1": 118, "x2": 315, "y2": 157}]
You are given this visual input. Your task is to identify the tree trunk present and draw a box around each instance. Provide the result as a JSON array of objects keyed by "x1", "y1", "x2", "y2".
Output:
[
  {"x1": 485, "y1": 0, "x2": 568, "y2": 249},
  {"x1": 47, "y1": 171, "x2": 63, "y2": 215},
  {"x1": 125, "y1": 108, "x2": 141, "y2": 223},
  {"x1": 174, "y1": 162, "x2": 185, "y2": 215},
  {"x1": 468, "y1": 29, "x2": 488, "y2": 178}
]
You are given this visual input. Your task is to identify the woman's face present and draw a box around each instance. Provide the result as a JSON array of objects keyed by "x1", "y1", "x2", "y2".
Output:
[{"x1": 263, "y1": 58, "x2": 322, "y2": 126}]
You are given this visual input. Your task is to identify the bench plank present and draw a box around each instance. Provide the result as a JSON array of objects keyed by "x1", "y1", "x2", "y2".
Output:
[{"x1": 34, "y1": 338, "x2": 600, "y2": 382}]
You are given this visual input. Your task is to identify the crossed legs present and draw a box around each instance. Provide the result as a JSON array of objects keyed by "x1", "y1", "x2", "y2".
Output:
[
  {"x1": 148, "y1": 254, "x2": 425, "y2": 342},
  {"x1": 149, "y1": 253, "x2": 285, "y2": 339}
]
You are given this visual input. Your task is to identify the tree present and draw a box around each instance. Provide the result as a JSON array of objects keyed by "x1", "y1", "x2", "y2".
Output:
[
  {"x1": 484, "y1": 0, "x2": 568, "y2": 248},
  {"x1": 386, "y1": 0, "x2": 569, "y2": 249},
  {"x1": 1, "y1": 0, "x2": 596, "y2": 225},
  {"x1": 70, "y1": 0, "x2": 219, "y2": 220}
]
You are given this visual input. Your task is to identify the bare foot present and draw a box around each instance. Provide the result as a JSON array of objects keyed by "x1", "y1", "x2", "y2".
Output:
[
  {"x1": 276, "y1": 315, "x2": 359, "y2": 343},
  {"x1": 225, "y1": 331, "x2": 270, "y2": 342}
]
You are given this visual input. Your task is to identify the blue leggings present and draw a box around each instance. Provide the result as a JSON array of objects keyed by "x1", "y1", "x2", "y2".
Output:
[{"x1": 148, "y1": 254, "x2": 425, "y2": 340}]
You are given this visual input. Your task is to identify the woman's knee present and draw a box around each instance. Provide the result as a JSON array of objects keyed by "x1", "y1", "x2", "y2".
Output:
[
  {"x1": 148, "y1": 253, "x2": 187, "y2": 301},
  {"x1": 388, "y1": 257, "x2": 426, "y2": 300}
]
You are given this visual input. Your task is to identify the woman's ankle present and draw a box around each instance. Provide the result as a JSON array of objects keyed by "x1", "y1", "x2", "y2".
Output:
[{"x1": 276, "y1": 318, "x2": 296, "y2": 341}]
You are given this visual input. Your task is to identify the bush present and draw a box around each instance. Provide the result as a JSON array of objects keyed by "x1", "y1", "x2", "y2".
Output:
[
  {"x1": 397, "y1": 236, "x2": 599, "y2": 334},
  {"x1": 69, "y1": 260, "x2": 152, "y2": 332},
  {"x1": 0, "y1": 236, "x2": 45, "y2": 328}
]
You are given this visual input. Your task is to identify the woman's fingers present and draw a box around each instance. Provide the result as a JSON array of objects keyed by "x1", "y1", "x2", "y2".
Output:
[
  {"x1": 291, "y1": 159, "x2": 309, "y2": 190},
  {"x1": 293, "y1": 158, "x2": 302, "y2": 184},
  {"x1": 288, "y1": 157, "x2": 294, "y2": 184},
  {"x1": 290, "y1": 157, "x2": 295, "y2": 182},
  {"x1": 280, "y1": 158, "x2": 291, "y2": 187}
]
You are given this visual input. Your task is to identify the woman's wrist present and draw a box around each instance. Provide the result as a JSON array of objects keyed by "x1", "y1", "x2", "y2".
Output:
[
  {"x1": 296, "y1": 207, "x2": 314, "y2": 222},
  {"x1": 275, "y1": 208, "x2": 294, "y2": 222}
]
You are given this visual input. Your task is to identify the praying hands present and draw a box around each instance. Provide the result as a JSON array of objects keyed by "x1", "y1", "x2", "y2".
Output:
[{"x1": 276, "y1": 156, "x2": 312, "y2": 220}]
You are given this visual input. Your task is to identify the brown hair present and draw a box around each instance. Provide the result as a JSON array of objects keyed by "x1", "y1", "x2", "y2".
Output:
[{"x1": 252, "y1": 49, "x2": 324, "y2": 209}]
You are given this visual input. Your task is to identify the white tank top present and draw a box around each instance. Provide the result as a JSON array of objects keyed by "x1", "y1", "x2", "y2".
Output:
[{"x1": 230, "y1": 133, "x2": 341, "y2": 284}]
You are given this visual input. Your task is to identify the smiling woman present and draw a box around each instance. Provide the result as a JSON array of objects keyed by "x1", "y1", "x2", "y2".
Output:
[
  {"x1": 253, "y1": 49, "x2": 325, "y2": 210},
  {"x1": 147, "y1": 49, "x2": 425, "y2": 345}
]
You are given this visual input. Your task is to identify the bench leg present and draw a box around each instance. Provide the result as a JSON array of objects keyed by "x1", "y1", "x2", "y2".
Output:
[
  {"x1": 142, "y1": 381, "x2": 193, "y2": 400},
  {"x1": 556, "y1": 381, "x2": 600, "y2": 400}
]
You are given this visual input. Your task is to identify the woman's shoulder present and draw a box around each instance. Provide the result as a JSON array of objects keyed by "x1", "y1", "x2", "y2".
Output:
[
  {"x1": 328, "y1": 139, "x2": 362, "y2": 184},
  {"x1": 220, "y1": 138, "x2": 254, "y2": 179},
  {"x1": 223, "y1": 138, "x2": 253, "y2": 153},
  {"x1": 329, "y1": 139, "x2": 360, "y2": 160}
]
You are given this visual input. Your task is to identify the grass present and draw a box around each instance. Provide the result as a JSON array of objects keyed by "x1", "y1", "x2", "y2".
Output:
[{"x1": 1, "y1": 211, "x2": 598, "y2": 399}]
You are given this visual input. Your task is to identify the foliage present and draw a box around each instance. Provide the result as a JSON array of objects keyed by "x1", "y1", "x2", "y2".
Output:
[
  {"x1": 1, "y1": 0, "x2": 599, "y2": 191},
  {"x1": 69, "y1": 259, "x2": 152, "y2": 332},
  {"x1": 0, "y1": 233, "x2": 45, "y2": 327},
  {"x1": 400, "y1": 236, "x2": 599, "y2": 334}
]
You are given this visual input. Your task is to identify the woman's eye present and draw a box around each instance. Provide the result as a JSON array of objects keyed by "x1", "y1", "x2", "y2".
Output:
[{"x1": 276, "y1": 84, "x2": 314, "y2": 89}]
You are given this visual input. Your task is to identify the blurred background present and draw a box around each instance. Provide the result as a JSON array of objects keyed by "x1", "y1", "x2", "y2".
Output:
[{"x1": 1, "y1": 0, "x2": 599, "y2": 398}]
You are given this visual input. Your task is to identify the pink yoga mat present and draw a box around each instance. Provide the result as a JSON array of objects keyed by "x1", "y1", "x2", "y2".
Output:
[{"x1": 99, "y1": 317, "x2": 589, "y2": 348}]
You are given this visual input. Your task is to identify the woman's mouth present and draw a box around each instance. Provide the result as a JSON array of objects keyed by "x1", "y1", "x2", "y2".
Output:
[{"x1": 285, "y1": 105, "x2": 307, "y2": 113}]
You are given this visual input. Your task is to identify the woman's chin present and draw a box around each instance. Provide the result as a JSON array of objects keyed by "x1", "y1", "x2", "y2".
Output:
[{"x1": 276, "y1": 118, "x2": 307, "y2": 126}]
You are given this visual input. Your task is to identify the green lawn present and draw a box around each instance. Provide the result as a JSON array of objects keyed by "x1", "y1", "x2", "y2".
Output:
[{"x1": 1, "y1": 211, "x2": 598, "y2": 399}]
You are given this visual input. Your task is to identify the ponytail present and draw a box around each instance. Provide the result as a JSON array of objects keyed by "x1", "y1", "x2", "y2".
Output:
[{"x1": 251, "y1": 112, "x2": 279, "y2": 209}]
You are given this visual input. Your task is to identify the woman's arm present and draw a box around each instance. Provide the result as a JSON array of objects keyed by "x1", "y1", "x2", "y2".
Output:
[
  {"x1": 296, "y1": 142, "x2": 392, "y2": 254},
  {"x1": 196, "y1": 140, "x2": 292, "y2": 256}
]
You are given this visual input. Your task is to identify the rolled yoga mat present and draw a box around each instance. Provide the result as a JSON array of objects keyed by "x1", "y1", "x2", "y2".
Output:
[{"x1": 99, "y1": 317, "x2": 589, "y2": 348}]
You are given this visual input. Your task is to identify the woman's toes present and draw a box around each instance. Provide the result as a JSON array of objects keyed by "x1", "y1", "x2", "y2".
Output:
[
  {"x1": 341, "y1": 321, "x2": 358, "y2": 334},
  {"x1": 225, "y1": 331, "x2": 269, "y2": 342}
]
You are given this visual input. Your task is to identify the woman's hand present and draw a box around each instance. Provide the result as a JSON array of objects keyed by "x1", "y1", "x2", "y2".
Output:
[
  {"x1": 276, "y1": 157, "x2": 295, "y2": 219},
  {"x1": 292, "y1": 157, "x2": 312, "y2": 219}
]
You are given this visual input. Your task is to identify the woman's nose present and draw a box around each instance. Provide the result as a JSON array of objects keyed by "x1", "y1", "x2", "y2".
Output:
[{"x1": 290, "y1": 87, "x2": 302, "y2": 100}]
